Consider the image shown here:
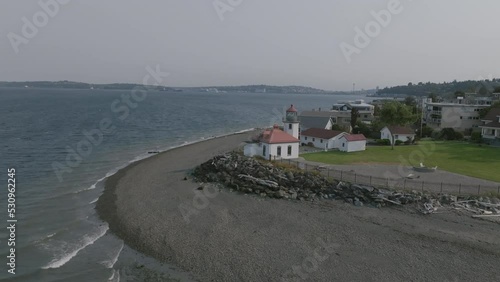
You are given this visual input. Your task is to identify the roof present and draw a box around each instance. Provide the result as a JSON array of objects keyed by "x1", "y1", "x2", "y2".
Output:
[
  {"x1": 480, "y1": 121, "x2": 500, "y2": 129},
  {"x1": 286, "y1": 104, "x2": 298, "y2": 113},
  {"x1": 260, "y1": 126, "x2": 299, "y2": 144},
  {"x1": 300, "y1": 110, "x2": 334, "y2": 118},
  {"x1": 384, "y1": 126, "x2": 415, "y2": 135},
  {"x1": 341, "y1": 134, "x2": 367, "y2": 142},
  {"x1": 300, "y1": 116, "x2": 332, "y2": 130},
  {"x1": 483, "y1": 108, "x2": 500, "y2": 121},
  {"x1": 301, "y1": 128, "x2": 345, "y2": 139}
]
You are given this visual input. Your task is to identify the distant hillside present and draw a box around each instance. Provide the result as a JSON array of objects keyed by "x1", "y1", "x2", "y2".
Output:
[
  {"x1": 0, "y1": 81, "x2": 340, "y2": 94},
  {"x1": 187, "y1": 84, "x2": 332, "y2": 94},
  {"x1": 0, "y1": 81, "x2": 169, "y2": 91},
  {"x1": 376, "y1": 79, "x2": 500, "y2": 97}
]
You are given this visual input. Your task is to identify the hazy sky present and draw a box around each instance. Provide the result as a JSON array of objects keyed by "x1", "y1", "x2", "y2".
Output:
[{"x1": 1, "y1": 0, "x2": 499, "y2": 91}]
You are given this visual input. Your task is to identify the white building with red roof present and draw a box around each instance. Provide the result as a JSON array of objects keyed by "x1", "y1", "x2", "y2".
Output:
[
  {"x1": 244, "y1": 125, "x2": 300, "y2": 159},
  {"x1": 338, "y1": 134, "x2": 367, "y2": 152},
  {"x1": 244, "y1": 105, "x2": 300, "y2": 159}
]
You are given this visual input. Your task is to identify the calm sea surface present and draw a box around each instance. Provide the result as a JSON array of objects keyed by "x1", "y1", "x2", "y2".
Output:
[{"x1": 0, "y1": 87, "x2": 370, "y2": 281}]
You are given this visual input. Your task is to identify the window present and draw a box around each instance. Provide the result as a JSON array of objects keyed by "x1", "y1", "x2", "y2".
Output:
[
  {"x1": 305, "y1": 136, "x2": 308, "y2": 140},
  {"x1": 262, "y1": 145, "x2": 266, "y2": 157},
  {"x1": 288, "y1": 124, "x2": 292, "y2": 129},
  {"x1": 312, "y1": 138, "x2": 315, "y2": 142},
  {"x1": 342, "y1": 143, "x2": 345, "y2": 147},
  {"x1": 395, "y1": 135, "x2": 399, "y2": 139},
  {"x1": 287, "y1": 145, "x2": 292, "y2": 156},
  {"x1": 320, "y1": 139, "x2": 323, "y2": 143},
  {"x1": 277, "y1": 146, "x2": 282, "y2": 156}
]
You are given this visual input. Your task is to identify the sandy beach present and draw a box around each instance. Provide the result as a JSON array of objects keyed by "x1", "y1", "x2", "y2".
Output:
[{"x1": 97, "y1": 131, "x2": 500, "y2": 282}]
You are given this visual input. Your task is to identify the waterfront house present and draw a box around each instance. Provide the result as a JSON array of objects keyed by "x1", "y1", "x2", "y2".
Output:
[
  {"x1": 380, "y1": 126, "x2": 416, "y2": 145},
  {"x1": 299, "y1": 110, "x2": 335, "y2": 131},
  {"x1": 480, "y1": 108, "x2": 500, "y2": 146}
]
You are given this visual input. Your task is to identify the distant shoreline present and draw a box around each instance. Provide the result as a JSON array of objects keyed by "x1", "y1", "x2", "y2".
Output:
[{"x1": 0, "y1": 82, "x2": 375, "y2": 95}]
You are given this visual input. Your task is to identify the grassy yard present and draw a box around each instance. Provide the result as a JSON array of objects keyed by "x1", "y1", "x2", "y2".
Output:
[{"x1": 302, "y1": 141, "x2": 500, "y2": 182}]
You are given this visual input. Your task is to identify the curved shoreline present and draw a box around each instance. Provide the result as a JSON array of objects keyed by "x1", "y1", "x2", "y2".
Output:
[
  {"x1": 97, "y1": 131, "x2": 500, "y2": 282},
  {"x1": 96, "y1": 130, "x2": 258, "y2": 280}
]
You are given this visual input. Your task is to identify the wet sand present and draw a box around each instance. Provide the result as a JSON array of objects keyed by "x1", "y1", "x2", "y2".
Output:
[{"x1": 97, "y1": 132, "x2": 500, "y2": 282}]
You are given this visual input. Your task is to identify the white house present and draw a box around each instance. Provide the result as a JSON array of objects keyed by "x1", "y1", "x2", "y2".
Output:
[
  {"x1": 380, "y1": 126, "x2": 416, "y2": 145},
  {"x1": 480, "y1": 108, "x2": 500, "y2": 145},
  {"x1": 244, "y1": 105, "x2": 301, "y2": 159},
  {"x1": 339, "y1": 134, "x2": 367, "y2": 152},
  {"x1": 300, "y1": 128, "x2": 347, "y2": 150}
]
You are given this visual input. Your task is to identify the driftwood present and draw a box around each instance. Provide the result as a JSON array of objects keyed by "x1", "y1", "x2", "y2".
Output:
[
  {"x1": 383, "y1": 198, "x2": 402, "y2": 206},
  {"x1": 238, "y1": 174, "x2": 279, "y2": 188},
  {"x1": 452, "y1": 204, "x2": 482, "y2": 214},
  {"x1": 424, "y1": 203, "x2": 436, "y2": 214},
  {"x1": 472, "y1": 214, "x2": 500, "y2": 218}
]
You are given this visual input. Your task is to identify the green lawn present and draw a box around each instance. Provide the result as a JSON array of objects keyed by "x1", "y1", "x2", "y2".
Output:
[{"x1": 302, "y1": 141, "x2": 500, "y2": 182}]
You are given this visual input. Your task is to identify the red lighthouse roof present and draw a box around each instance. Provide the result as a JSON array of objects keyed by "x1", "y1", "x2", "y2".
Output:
[
  {"x1": 286, "y1": 104, "x2": 298, "y2": 113},
  {"x1": 260, "y1": 126, "x2": 299, "y2": 144}
]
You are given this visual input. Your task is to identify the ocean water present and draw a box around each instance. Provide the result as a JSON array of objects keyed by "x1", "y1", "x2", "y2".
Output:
[{"x1": 0, "y1": 87, "x2": 369, "y2": 281}]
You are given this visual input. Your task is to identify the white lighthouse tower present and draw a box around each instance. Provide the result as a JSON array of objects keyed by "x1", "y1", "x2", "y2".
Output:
[{"x1": 283, "y1": 104, "x2": 299, "y2": 139}]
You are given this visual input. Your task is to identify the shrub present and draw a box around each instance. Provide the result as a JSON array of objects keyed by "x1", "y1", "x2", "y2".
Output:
[
  {"x1": 431, "y1": 130, "x2": 441, "y2": 140},
  {"x1": 376, "y1": 139, "x2": 391, "y2": 145},
  {"x1": 471, "y1": 132, "x2": 482, "y2": 143},
  {"x1": 420, "y1": 125, "x2": 434, "y2": 138},
  {"x1": 435, "y1": 128, "x2": 464, "y2": 141},
  {"x1": 395, "y1": 140, "x2": 403, "y2": 145}
]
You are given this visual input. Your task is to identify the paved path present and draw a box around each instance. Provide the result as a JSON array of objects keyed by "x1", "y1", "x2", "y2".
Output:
[{"x1": 291, "y1": 158, "x2": 500, "y2": 195}]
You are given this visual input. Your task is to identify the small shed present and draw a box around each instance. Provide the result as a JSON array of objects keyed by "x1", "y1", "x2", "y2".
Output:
[{"x1": 339, "y1": 134, "x2": 367, "y2": 152}]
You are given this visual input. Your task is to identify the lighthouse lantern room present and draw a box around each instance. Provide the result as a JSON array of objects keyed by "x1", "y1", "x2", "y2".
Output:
[{"x1": 283, "y1": 104, "x2": 299, "y2": 139}]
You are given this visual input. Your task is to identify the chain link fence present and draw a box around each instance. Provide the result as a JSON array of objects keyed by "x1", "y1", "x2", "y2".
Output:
[{"x1": 276, "y1": 159, "x2": 500, "y2": 196}]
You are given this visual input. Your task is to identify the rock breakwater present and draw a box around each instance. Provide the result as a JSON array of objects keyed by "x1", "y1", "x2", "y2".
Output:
[{"x1": 192, "y1": 153, "x2": 500, "y2": 218}]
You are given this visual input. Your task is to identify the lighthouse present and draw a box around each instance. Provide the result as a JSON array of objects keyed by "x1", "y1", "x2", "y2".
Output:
[{"x1": 283, "y1": 104, "x2": 299, "y2": 139}]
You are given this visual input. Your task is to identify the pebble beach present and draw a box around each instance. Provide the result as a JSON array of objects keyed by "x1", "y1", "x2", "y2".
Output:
[{"x1": 96, "y1": 131, "x2": 500, "y2": 281}]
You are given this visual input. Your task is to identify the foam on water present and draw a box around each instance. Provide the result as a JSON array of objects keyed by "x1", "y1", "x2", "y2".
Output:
[
  {"x1": 119, "y1": 128, "x2": 257, "y2": 169},
  {"x1": 74, "y1": 169, "x2": 122, "y2": 194},
  {"x1": 233, "y1": 128, "x2": 256, "y2": 134},
  {"x1": 33, "y1": 232, "x2": 58, "y2": 245},
  {"x1": 42, "y1": 225, "x2": 109, "y2": 269},
  {"x1": 108, "y1": 269, "x2": 120, "y2": 282},
  {"x1": 103, "y1": 242, "x2": 124, "y2": 269}
]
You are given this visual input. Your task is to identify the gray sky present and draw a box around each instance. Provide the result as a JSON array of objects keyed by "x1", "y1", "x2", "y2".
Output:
[{"x1": 1, "y1": 0, "x2": 499, "y2": 91}]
